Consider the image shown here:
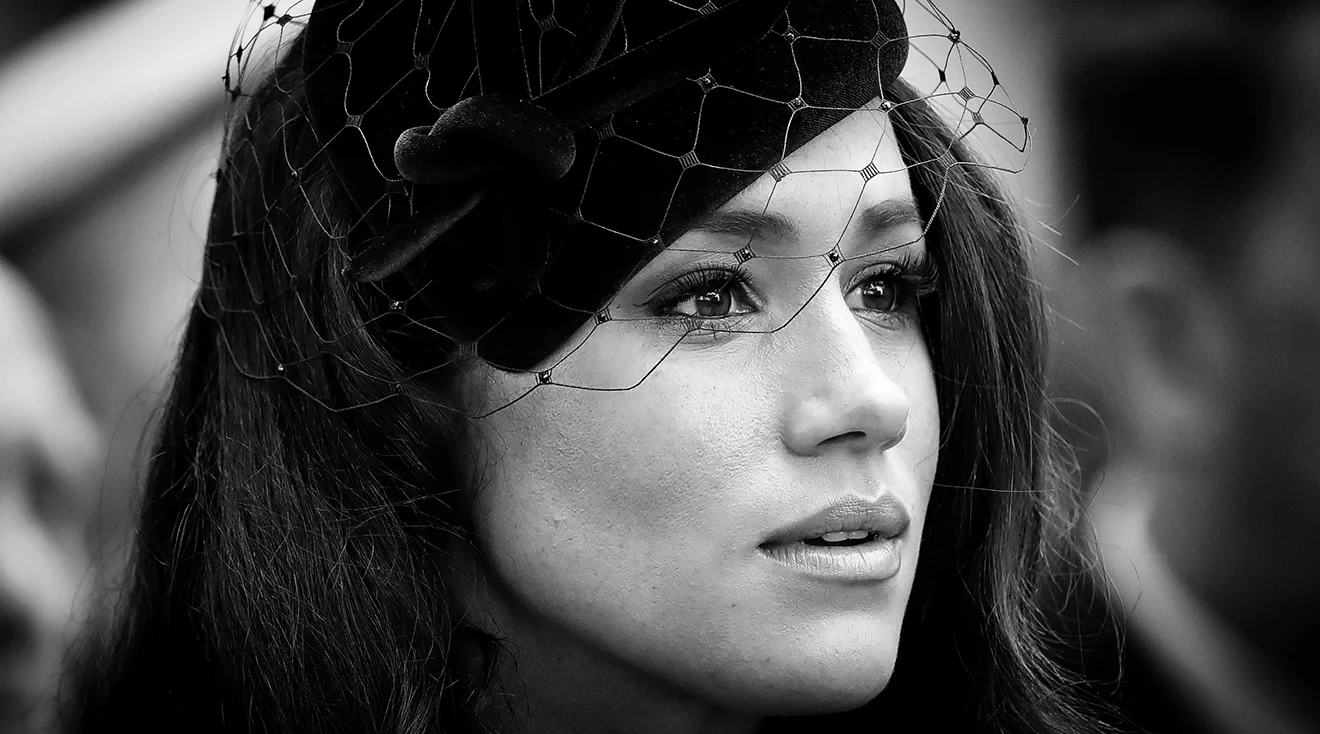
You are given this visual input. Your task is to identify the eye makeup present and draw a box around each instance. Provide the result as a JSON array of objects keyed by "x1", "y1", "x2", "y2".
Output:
[{"x1": 634, "y1": 246, "x2": 937, "y2": 340}]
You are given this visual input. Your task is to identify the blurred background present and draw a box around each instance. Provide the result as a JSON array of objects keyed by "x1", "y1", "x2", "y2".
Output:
[{"x1": 0, "y1": 0, "x2": 1315, "y2": 732}]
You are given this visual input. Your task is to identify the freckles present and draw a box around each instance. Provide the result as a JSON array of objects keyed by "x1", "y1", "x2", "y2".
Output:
[
  {"x1": 868, "y1": 336, "x2": 925, "y2": 376},
  {"x1": 484, "y1": 377, "x2": 740, "y2": 536},
  {"x1": 905, "y1": 387, "x2": 941, "y2": 480}
]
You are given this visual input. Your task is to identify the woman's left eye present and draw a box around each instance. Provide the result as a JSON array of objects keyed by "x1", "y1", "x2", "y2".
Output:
[
  {"x1": 683, "y1": 289, "x2": 737, "y2": 318},
  {"x1": 847, "y1": 272, "x2": 906, "y2": 313}
]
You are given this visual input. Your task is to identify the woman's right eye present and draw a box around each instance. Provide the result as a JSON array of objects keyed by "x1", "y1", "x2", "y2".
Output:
[{"x1": 656, "y1": 269, "x2": 756, "y2": 322}]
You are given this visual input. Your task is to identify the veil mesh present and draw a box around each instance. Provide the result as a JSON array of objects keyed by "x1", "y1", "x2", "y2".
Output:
[{"x1": 215, "y1": 0, "x2": 1029, "y2": 417}]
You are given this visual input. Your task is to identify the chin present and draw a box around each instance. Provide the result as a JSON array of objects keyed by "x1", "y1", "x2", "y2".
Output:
[
  {"x1": 768, "y1": 654, "x2": 896, "y2": 715},
  {"x1": 705, "y1": 628, "x2": 900, "y2": 716}
]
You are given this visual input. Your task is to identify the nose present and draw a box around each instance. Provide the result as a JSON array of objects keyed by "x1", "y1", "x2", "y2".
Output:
[{"x1": 779, "y1": 297, "x2": 913, "y2": 456}]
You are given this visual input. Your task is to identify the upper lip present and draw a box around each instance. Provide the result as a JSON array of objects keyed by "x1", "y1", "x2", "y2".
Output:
[{"x1": 760, "y1": 495, "x2": 911, "y2": 546}]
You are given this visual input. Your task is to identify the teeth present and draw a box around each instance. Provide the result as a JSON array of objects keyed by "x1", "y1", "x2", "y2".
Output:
[{"x1": 807, "y1": 530, "x2": 874, "y2": 545}]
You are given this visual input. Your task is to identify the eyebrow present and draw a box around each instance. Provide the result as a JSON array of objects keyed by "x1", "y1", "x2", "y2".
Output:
[
  {"x1": 687, "y1": 198, "x2": 924, "y2": 245},
  {"x1": 688, "y1": 209, "x2": 799, "y2": 241},
  {"x1": 854, "y1": 198, "x2": 925, "y2": 235}
]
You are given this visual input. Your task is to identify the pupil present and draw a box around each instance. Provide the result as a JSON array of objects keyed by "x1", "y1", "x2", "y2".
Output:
[
  {"x1": 695, "y1": 290, "x2": 731, "y2": 317},
  {"x1": 862, "y1": 280, "x2": 898, "y2": 311}
]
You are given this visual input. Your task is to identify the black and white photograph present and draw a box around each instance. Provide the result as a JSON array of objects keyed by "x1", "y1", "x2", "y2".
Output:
[{"x1": 0, "y1": 1, "x2": 1316, "y2": 732}]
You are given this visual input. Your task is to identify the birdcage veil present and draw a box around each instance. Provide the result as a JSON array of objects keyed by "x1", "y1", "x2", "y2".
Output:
[{"x1": 214, "y1": 0, "x2": 1029, "y2": 418}]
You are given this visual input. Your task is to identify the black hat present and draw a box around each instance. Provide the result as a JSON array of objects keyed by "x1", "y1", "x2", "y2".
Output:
[{"x1": 296, "y1": 0, "x2": 910, "y2": 370}]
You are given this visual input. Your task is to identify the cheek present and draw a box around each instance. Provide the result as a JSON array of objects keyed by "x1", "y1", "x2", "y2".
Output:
[
  {"x1": 462, "y1": 320, "x2": 942, "y2": 711},
  {"x1": 465, "y1": 361, "x2": 786, "y2": 683},
  {"x1": 905, "y1": 344, "x2": 941, "y2": 489},
  {"x1": 470, "y1": 364, "x2": 774, "y2": 572}
]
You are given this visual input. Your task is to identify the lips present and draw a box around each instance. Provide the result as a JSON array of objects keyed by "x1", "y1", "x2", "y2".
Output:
[
  {"x1": 757, "y1": 495, "x2": 911, "y2": 582},
  {"x1": 760, "y1": 495, "x2": 910, "y2": 546}
]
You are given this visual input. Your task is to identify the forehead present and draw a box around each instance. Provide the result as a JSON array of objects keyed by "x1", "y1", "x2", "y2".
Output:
[
  {"x1": 782, "y1": 103, "x2": 902, "y2": 172},
  {"x1": 709, "y1": 102, "x2": 913, "y2": 235}
]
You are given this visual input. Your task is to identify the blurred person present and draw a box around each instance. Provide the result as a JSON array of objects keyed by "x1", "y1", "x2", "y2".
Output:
[
  {"x1": 0, "y1": 0, "x2": 235, "y2": 583},
  {"x1": 1054, "y1": 2, "x2": 1320, "y2": 732},
  {"x1": 0, "y1": 1, "x2": 240, "y2": 728},
  {"x1": 0, "y1": 258, "x2": 100, "y2": 732},
  {"x1": 0, "y1": 0, "x2": 115, "y2": 59}
]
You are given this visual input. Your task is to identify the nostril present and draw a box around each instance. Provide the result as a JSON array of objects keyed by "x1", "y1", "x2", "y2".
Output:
[{"x1": 819, "y1": 431, "x2": 867, "y2": 447}]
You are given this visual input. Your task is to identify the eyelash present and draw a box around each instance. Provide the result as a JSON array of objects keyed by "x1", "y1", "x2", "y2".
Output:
[
  {"x1": 652, "y1": 266, "x2": 757, "y2": 334},
  {"x1": 650, "y1": 252, "x2": 938, "y2": 335},
  {"x1": 850, "y1": 251, "x2": 939, "y2": 325}
]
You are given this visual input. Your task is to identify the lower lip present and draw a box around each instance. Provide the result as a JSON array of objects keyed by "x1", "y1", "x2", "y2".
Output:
[{"x1": 757, "y1": 538, "x2": 902, "y2": 581}]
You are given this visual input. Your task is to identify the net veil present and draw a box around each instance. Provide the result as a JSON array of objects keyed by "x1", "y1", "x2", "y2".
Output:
[{"x1": 215, "y1": 0, "x2": 1029, "y2": 418}]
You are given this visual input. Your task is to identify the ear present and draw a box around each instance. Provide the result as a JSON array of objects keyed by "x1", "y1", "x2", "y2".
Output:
[{"x1": 1089, "y1": 227, "x2": 1234, "y2": 460}]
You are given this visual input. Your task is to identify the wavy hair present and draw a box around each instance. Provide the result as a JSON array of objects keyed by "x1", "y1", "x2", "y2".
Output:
[{"x1": 66, "y1": 33, "x2": 1112, "y2": 734}]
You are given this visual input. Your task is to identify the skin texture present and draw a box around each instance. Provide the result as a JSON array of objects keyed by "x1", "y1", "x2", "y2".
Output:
[{"x1": 459, "y1": 102, "x2": 940, "y2": 733}]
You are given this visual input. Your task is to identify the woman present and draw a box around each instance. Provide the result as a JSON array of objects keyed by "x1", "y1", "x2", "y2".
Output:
[{"x1": 70, "y1": 1, "x2": 1109, "y2": 732}]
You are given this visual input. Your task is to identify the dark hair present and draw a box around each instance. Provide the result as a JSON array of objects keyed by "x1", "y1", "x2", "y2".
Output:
[{"x1": 66, "y1": 33, "x2": 1111, "y2": 734}]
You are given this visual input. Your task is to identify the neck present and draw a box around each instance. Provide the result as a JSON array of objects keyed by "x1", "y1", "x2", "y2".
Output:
[
  {"x1": 451, "y1": 560, "x2": 763, "y2": 734},
  {"x1": 483, "y1": 630, "x2": 763, "y2": 734}
]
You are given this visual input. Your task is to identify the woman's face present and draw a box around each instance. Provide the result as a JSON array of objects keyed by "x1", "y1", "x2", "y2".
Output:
[{"x1": 462, "y1": 102, "x2": 939, "y2": 726}]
